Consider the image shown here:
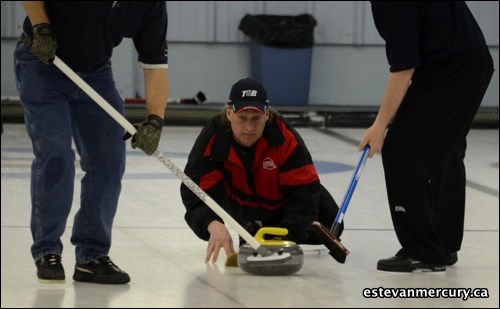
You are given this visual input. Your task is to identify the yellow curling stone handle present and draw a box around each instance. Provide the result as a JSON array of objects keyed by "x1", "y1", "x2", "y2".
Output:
[{"x1": 254, "y1": 227, "x2": 297, "y2": 246}]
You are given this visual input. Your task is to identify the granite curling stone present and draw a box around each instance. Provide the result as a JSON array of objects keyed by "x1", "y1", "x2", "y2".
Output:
[{"x1": 238, "y1": 227, "x2": 304, "y2": 276}]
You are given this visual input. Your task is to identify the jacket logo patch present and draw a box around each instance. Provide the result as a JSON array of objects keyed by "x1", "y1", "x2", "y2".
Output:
[{"x1": 262, "y1": 157, "x2": 276, "y2": 170}]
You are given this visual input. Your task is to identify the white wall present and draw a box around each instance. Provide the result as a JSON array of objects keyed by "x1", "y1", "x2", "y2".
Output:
[{"x1": 2, "y1": 1, "x2": 498, "y2": 107}]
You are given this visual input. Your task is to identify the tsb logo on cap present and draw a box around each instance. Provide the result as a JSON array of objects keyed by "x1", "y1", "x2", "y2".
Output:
[{"x1": 241, "y1": 90, "x2": 257, "y2": 97}]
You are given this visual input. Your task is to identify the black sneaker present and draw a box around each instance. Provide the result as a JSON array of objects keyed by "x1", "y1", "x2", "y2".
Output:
[
  {"x1": 36, "y1": 254, "x2": 65, "y2": 283},
  {"x1": 73, "y1": 256, "x2": 130, "y2": 284},
  {"x1": 445, "y1": 252, "x2": 458, "y2": 266},
  {"x1": 377, "y1": 256, "x2": 446, "y2": 272}
]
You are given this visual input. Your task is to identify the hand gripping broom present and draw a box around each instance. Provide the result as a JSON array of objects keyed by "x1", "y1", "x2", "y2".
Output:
[
  {"x1": 309, "y1": 145, "x2": 370, "y2": 263},
  {"x1": 52, "y1": 56, "x2": 288, "y2": 262}
]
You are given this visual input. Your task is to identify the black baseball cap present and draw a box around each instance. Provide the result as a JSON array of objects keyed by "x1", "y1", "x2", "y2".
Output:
[{"x1": 228, "y1": 78, "x2": 269, "y2": 114}]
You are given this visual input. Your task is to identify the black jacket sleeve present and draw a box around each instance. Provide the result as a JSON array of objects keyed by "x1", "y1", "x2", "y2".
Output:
[
  {"x1": 181, "y1": 118, "x2": 225, "y2": 241},
  {"x1": 280, "y1": 182, "x2": 321, "y2": 243}
]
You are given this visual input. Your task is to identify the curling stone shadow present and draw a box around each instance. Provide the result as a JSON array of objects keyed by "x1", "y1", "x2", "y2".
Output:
[{"x1": 183, "y1": 256, "x2": 348, "y2": 307}]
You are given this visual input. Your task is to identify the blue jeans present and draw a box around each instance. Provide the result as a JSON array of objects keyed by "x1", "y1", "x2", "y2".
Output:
[{"x1": 14, "y1": 44, "x2": 126, "y2": 264}]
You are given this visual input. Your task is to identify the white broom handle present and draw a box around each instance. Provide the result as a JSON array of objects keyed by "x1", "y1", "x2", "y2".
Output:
[
  {"x1": 53, "y1": 57, "x2": 137, "y2": 135},
  {"x1": 52, "y1": 56, "x2": 263, "y2": 252}
]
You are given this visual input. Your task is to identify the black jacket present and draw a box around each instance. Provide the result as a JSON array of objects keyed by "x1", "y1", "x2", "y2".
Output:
[{"x1": 181, "y1": 113, "x2": 324, "y2": 243}]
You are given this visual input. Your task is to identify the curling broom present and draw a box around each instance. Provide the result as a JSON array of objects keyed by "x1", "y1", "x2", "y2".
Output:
[{"x1": 310, "y1": 145, "x2": 370, "y2": 263}]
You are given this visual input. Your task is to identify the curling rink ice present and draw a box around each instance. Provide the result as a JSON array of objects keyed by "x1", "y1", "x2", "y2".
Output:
[{"x1": 1, "y1": 123, "x2": 498, "y2": 308}]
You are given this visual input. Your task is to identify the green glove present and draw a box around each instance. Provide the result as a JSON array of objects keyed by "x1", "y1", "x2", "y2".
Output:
[
  {"x1": 30, "y1": 23, "x2": 57, "y2": 64},
  {"x1": 130, "y1": 115, "x2": 163, "y2": 155}
]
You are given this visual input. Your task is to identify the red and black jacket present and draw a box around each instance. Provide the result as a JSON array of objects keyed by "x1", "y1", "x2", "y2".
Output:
[{"x1": 181, "y1": 113, "x2": 322, "y2": 243}]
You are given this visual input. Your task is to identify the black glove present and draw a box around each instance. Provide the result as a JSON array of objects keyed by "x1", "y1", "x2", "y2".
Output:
[
  {"x1": 30, "y1": 23, "x2": 57, "y2": 64},
  {"x1": 124, "y1": 115, "x2": 163, "y2": 155}
]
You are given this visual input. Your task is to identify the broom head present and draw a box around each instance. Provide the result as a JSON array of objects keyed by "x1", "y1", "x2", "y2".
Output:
[{"x1": 309, "y1": 221, "x2": 349, "y2": 263}]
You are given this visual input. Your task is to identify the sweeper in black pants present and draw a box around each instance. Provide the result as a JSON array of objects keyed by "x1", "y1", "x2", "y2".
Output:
[{"x1": 360, "y1": 2, "x2": 494, "y2": 272}]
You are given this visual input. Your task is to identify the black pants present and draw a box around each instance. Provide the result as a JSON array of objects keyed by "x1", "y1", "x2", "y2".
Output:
[{"x1": 382, "y1": 49, "x2": 494, "y2": 264}]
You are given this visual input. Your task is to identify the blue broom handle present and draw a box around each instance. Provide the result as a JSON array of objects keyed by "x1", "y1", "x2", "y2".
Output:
[{"x1": 330, "y1": 145, "x2": 370, "y2": 235}]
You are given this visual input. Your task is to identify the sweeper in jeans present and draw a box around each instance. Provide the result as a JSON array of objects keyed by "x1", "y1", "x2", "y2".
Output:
[
  {"x1": 181, "y1": 78, "x2": 343, "y2": 263},
  {"x1": 360, "y1": 1, "x2": 494, "y2": 272},
  {"x1": 16, "y1": 1, "x2": 168, "y2": 284}
]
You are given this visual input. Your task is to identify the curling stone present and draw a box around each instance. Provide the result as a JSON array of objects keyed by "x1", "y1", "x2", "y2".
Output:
[{"x1": 238, "y1": 227, "x2": 304, "y2": 276}]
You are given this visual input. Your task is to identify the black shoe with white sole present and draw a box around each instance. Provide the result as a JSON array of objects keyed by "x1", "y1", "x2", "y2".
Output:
[
  {"x1": 377, "y1": 256, "x2": 446, "y2": 272},
  {"x1": 73, "y1": 256, "x2": 130, "y2": 284}
]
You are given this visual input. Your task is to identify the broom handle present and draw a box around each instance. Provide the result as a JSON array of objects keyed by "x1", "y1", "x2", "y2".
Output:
[
  {"x1": 52, "y1": 56, "x2": 263, "y2": 252},
  {"x1": 330, "y1": 145, "x2": 370, "y2": 236}
]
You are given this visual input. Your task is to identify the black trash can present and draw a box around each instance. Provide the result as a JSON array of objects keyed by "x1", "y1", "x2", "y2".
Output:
[{"x1": 239, "y1": 14, "x2": 317, "y2": 106}]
